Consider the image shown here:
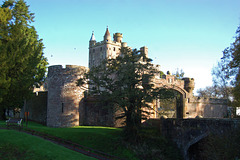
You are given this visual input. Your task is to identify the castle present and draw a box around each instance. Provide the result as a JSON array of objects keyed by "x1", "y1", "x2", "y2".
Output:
[{"x1": 21, "y1": 28, "x2": 228, "y2": 127}]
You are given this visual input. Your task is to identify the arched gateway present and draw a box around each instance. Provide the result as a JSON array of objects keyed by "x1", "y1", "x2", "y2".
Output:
[{"x1": 152, "y1": 75, "x2": 192, "y2": 119}]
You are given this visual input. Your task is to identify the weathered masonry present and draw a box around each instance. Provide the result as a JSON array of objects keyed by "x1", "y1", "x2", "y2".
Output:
[{"x1": 21, "y1": 28, "x2": 228, "y2": 127}]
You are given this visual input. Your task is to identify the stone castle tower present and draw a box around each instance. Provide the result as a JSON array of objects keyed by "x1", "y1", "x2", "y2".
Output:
[
  {"x1": 47, "y1": 65, "x2": 88, "y2": 127},
  {"x1": 89, "y1": 27, "x2": 148, "y2": 68},
  {"x1": 21, "y1": 28, "x2": 228, "y2": 127}
]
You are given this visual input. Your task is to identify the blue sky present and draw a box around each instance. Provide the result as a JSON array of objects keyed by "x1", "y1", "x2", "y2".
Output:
[{"x1": 14, "y1": 0, "x2": 240, "y2": 94}]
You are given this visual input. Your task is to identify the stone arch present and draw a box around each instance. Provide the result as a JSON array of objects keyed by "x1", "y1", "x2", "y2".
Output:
[
  {"x1": 159, "y1": 85, "x2": 188, "y2": 118},
  {"x1": 185, "y1": 132, "x2": 209, "y2": 160}
]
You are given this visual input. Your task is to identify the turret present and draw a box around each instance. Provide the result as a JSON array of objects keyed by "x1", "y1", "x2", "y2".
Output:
[
  {"x1": 89, "y1": 31, "x2": 96, "y2": 47},
  {"x1": 140, "y1": 46, "x2": 148, "y2": 58},
  {"x1": 113, "y1": 32, "x2": 123, "y2": 43},
  {"x1": 182, "y1": 78, "x2": 195, "y2": 95},
  {"x1": 104, "y1": 27, "x2": 111, "y2": 42}
]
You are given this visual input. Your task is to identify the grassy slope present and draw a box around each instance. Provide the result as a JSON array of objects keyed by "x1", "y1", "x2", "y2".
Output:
[
  {"x1": 0, "y1": 129, "x2": 96, "y2": 160},
  {"x1": 0, "y1": 121, "x2": 138, "y2": 159},
  {"x1": 0, "y1": 121, "x2": 183, "y2": 160}
]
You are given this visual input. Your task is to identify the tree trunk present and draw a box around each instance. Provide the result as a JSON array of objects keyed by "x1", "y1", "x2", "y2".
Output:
[
  {"x1": 0, "y1": 107, "x2": 6, "y2": 120},
  {"x1": 124, "y1": 106, "x2": 141, "y2": 143}
]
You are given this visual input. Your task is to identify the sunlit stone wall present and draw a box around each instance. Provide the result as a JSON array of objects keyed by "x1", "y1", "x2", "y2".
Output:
[{"x1": 47, "y1": 65, "x2": 88, "y2": 127}]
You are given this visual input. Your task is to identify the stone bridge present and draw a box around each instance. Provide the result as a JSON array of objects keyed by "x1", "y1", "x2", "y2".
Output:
[{"x1": 147, "y1": 118, "x2": 240, "y2": 160}]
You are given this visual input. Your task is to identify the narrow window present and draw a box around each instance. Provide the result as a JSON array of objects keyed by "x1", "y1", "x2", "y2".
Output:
[
  {"x1": 168, "y1": 78, "x2": 172, "y2": 83},
  {"x1": 113, "y1": 47, "x2": 115, "y2": 51},
  {"x1": 93, "y1": 49, "x2": 95, "y2": 53},
  {"x1": 62, "y1": 103, "x2": 64, "y2": 113},
  {"x1": 100, "y1": 47, "x2": 102, "y2": 51}
]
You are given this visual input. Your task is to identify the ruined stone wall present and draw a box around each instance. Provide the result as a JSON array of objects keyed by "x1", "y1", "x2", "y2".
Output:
[
  {"x1": 187, "y1": 97, "x2": 228, "y2": 118},
  {"x1": 47, "y1": 65, "x2": 87, "y2": 127}
]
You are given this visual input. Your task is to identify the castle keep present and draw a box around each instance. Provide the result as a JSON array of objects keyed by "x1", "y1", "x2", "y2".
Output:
[{"x1": 22, "y1": 28, "x2": 228, "y2": 127}]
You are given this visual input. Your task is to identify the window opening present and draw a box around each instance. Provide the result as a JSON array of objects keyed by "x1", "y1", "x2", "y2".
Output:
[{"x1": 62, "y1": 103, "x2": 64, "y2": 113}]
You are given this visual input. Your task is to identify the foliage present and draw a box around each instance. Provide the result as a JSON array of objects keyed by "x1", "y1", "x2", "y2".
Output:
[
  {"x1": 211, "y1": 62, "x2": 233, "y2": 100},
  {"x1": 0, "y1": 0, "x2": 48, "y2": 119},
  {"x1": 159, "y1": 70, "x2": 165, "y2": 78},
  {"x1": 196, "y1": 85, "x2": 232, "y2": 99},
  {"x1": 0, "y1": 130, "x2": 96, "y2": 160},
  {"x1": 220, "y1": 26, "x2": 240, "y2": 106},
  {"x1": 129, "y1": 128, "x2": 183, "y2": 160},
  {"x1": 77, "y1": 47, "x2": 175, "y2": 142},
  {"x1": 198, "y1": 26, "x2": 240, "y2": 108},
  {"x1": 173, "y1": 68, "x2": 185, "y2": 80}
]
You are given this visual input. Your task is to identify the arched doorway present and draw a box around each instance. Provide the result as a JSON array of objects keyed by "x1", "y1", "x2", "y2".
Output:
[{"x1": 157, "y1": 89, "x2": 185, "y2": 119}]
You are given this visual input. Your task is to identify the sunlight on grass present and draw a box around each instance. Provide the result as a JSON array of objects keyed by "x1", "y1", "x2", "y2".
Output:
[
  {"x1": 0, "y1": 120, "x2": 138, "y2": 160},
  {"x1": 0, "y1": 130, "x2": 96, "y2": 160}
]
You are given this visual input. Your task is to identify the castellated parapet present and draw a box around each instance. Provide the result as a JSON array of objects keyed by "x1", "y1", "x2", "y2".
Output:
[
  {"x1": 21, "y1": 28, "x2": 229, "y2": 128},
  {"x1": 47, "y1": 65, "x2": 88, "y2": 127}
]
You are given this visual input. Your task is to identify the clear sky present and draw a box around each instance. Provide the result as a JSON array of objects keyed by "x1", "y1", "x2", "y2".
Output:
[{"x1": 9, "y1": 0, "x2": 240, "y2": 94}]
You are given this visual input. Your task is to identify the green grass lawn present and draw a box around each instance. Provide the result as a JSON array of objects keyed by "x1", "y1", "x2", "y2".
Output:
[
  {"x1": 0, "y1": 129, "x2": 96, "y2": 160},
  {"x1": 0, "y1": 120, "x2": 183, "y2": 160},
  {"x1": 0, "y1": 121, "x2": 138, "y2": 160}
]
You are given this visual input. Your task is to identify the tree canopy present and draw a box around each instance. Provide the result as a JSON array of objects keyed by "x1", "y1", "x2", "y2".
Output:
[
  {"x1": 77, "y1": 47, "x2": 174, "y2": 142},
  {"x1": 0, "y1": 0, "x2": 48, "y2": 119},
  {"x1": 173, "y1": 68, "x2": 185, "y2": 80},
  {"x1": 220, "y1": 26, "x2": 240, "y2": 107},
  {"x1": 198, "y1": 25, "x2": 240, "y2": 112}
]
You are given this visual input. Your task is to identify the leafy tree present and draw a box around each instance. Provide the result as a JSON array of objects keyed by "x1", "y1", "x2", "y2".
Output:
[
  {"x1": 221, "y1": 26, "x2": 240, "y2": 107},
  {"x1": 173, "y1": 68, "x2": 185, "y2": 80},
  {"x1": 78, "y1": 47, "x2": 174, "y2": 142},
  {"x1": 196, "y1": 85, "x2": 232, "y2": 99},
  {"x1": 197, "y1": 62, "x2": 233, "y2": 99},
  {"x1": 211, "y1": 62, "x2": 233, "y2": 100},
  {"x1": 0, "y1": 0, "x2": 48, "y2": 119},
  {"x1": 198, "y1": 26, "x2": 239, "y2": 108}
]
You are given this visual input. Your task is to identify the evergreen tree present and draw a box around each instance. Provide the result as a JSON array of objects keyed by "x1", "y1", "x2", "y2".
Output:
[
  {"x1": 78, "y1": 47, "x2": 174, "y2": 142},
  {"x1": 0, "y1": 0, "x2": 48, "y2": 119},
  {"x1": 0, "y1": 3, "x2": 12, "y2": 104}
]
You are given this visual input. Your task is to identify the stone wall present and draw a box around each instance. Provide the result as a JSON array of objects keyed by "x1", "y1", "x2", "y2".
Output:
[
  {"x1": 47, "y1": 65, "x2": 88, "y2": 127},
  {"x1": 23, "y1": 91, "x2": 48, "y2": 124},
  {"x1": 187, "y1": 97, "x2": 228, "y2": 118},
  {"x1": 80, "y1": 96, "x2": 124, "y2": 127},
  {"x1": 159, "y1": 118, "x2": 240, "y2": 160}
]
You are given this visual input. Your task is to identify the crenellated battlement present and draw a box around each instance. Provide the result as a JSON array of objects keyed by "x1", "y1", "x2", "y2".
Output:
[
  {"x1": 190, "y1": 96, "x2": 228, "y2": 104},
  {"x1": 48, "y1": 65, "x2": 88, "y2": 78}
]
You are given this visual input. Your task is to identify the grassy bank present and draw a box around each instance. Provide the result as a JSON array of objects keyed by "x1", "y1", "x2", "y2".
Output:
[
  {"x1": 0, "y1": 129, "x2": 96, "y2": 160},
  {"x1": 0, "y1": 120, "x2": 183, "y2": 160},
  {"x1": 0, "y1": 121, "x2": 138, "y2": 159}
]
